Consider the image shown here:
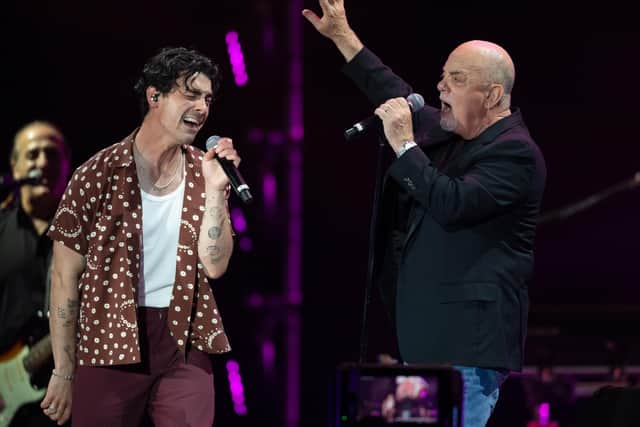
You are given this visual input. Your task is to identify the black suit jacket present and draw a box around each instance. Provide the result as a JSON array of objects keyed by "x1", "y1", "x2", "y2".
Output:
[{"x1": 343, "y1": 48, "x2": 546, "y2": 371}]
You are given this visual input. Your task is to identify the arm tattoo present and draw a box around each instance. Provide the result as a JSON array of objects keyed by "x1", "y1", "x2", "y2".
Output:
[
  {"x1": 57, "y1": 299, "x2": 79, "y2": 327},
  {"x1": 63, "y1": 344, "x2": 75, "y2": 365},
  {"x1": 208, "y1": 206, "x2": 224, "y2": 220},
  {"x1": 67, "y1": 298, "x2": 79, "y2": 313},
  {"x1": 208, "y1": 226, "x2": 221, "y2": 239},
  {"x1": 206, "y1": 245, "x2": 225, "y2": 263},
  {"x1": 64, "y1": 298, "x2": 79, "y2": 327}
]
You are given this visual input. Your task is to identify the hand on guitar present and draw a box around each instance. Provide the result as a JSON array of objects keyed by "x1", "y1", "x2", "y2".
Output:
[{"x1": 40, "y1": 373, "x2": 72, "y2": 425}]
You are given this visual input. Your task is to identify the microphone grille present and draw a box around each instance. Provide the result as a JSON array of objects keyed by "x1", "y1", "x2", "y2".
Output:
[
  {"x1": 27, "y1": 169, "x2": 43, "y2": 180},
  {"x1": 205, "y1": 135, "x2": 221, "y2": 151},
  {"x1": 407, "y1": 93, "x2": 425, "y2": 112}
]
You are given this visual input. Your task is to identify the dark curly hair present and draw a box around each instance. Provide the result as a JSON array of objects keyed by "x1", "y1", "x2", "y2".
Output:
[{"x1": 133, "y1": 46, "x2": 222, "y2": 117}]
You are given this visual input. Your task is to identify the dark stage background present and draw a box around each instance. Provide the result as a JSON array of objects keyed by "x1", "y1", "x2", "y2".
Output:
[{"x1": 3, "y1": 1, "x2": 639, "y2": 426}]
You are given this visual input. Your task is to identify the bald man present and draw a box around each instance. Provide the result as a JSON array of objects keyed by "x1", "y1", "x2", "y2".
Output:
[
  {"x1": 0, "y1": 121, "x2": 71, "y2": 427},
  {"x1": 304, "y1": 2, "x2": 546, "y2": 426}
]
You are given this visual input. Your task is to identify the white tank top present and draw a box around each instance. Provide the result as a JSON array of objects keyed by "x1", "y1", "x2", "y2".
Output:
[{"x1": 138, "y1": 180, "x2": 185, "y2": 307}]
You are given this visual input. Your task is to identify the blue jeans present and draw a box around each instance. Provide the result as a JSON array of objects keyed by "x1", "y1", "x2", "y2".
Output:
[{"x1": 453, "y1": 366, "x2": 509, "y2": 427}]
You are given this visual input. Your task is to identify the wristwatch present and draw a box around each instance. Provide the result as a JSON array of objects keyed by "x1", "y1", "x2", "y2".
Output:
[{"x1": 396, "y1": 140, "x2": 417, "y2": 158}]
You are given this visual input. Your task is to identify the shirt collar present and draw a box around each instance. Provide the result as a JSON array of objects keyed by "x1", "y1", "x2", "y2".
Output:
[
  {"x1": 107, "y1": 129, "x2": 137, "y2": 168},
  {"x1": 469, "y1": 108, "x2": 526, "y2": 145},
  {"x1": 107, "y1": 128, "x2": 202, "y2": 176},
  {"x1": 423, "y1": 108, "x2": 526, "y2": 148}
]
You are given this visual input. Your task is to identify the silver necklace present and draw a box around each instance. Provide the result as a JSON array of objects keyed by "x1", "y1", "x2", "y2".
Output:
[
  {"x1": 134, "y1": 143, "x2": 184, "y2": 191},
  {"x1": 151, "y1": 150, "x2": 183, "y2": 191}
]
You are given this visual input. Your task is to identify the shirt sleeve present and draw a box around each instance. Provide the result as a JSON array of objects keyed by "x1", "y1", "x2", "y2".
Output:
[
  {"x1": 47, "y1": 168, "x2": 94, "y2": 256},
  {"x1": 342, "y1": 47, "x2": 444, "y2": 144},
  {"x1": 388, "y1": 138, "x2": 537, "y2": 227}
]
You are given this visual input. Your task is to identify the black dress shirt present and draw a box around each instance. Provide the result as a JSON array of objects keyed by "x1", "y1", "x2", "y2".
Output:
[{"x1": 0, "y1": 202, "x2": 51, "y2": 355}]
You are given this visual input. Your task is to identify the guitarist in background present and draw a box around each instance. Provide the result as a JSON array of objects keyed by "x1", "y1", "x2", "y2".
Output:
[{"x1": 0, "y1": 121, "x2": 71, "y2": 427}]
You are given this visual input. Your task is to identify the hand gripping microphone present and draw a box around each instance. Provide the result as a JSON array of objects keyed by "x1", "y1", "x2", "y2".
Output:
[
  {"x1": 205, "y1": 135, "x2": 253, "y2": 204},
  {"x1": 344, "y1": 93, "x2": 425, "y2": 141}
]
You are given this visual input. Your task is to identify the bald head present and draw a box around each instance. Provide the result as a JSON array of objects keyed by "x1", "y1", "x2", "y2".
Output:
[
  {"x1": 452, "y1": 40, "x2": 515, "y2": 107},
  {"x1": 12, "y1": 121, "x2": 67, "y2": 165},
  {"x1": 10, "y1": 121, "x2": 71, "y2": 206}
]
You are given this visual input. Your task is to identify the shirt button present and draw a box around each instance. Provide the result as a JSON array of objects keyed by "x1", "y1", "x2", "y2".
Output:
[{"x1": 403, "y1": 177, "x2": 416, "y2": 190}]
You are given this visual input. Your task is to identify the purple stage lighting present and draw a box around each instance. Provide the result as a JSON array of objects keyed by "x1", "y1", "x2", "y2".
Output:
[
  {"x1": 538, "y1": 402, "x2": 550, "y2": 425},
  {"x1": 239, "y1": 236, "x2": 253, "y2": 252},
  {"x1": 226, "y1": 359, "x2": 248, "y2": 416},
  {"x1": 225, "y1": 31, "x2": 249, "y2": 86},
  {"x1": 231, "y1": 207, "x2": 247, "y2": 233},
  {"x1": 262, "y1": 339, "x2": 276, "y2": 375},
  {"x1": 263, "y1": 172, "x2": 277, "y2": 210}
]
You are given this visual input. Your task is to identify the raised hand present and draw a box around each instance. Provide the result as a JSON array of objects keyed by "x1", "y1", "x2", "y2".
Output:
[
  {"x1": 302, "y1": 0, "x2": 363, "y2": 61},
  {"x1": 302, "y1": 0, "x2": 351, "y2": 39}
]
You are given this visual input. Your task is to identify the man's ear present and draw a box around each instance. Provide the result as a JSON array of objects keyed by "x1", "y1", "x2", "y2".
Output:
[
  {"x1": 486, "y1": 84, "x2": 504, "y2": 109},
  {"x1": 146, "y1": 86, "x2": 160, "y2": 106}
]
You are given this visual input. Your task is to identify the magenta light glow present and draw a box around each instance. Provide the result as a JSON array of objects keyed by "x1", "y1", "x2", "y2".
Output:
[
  {"x1": 262, "y1": 339, "x2": 276, "y2": 375},
  {"x1": 263, "y1": 172, "x2": 277, "y2": 210},
  {"x1": 231, "y1": 207, "x2": 247, "y2": 233},
  {"x1": 538, "y1": 402, "x2": 550, "y2": 425},
  {"x1": 239, "y1": 236, "x2": 253, "y2": 252},
  {"x1": 226, "y1": 359, "x2": 248, "y2": 416},
  {"x1": 285, "y1": 1, "x2": 303, "y2": 426},
  {"x1": 225, "y1": 31, "x2": 248, "y2": 86}
]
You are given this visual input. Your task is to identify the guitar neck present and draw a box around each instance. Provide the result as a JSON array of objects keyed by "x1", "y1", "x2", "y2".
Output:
[{"x1": 23, "y1": 335, "x2": 52, "y2": 374}]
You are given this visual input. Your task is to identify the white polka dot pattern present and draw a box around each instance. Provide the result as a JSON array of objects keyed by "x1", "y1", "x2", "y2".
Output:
[{"x1": 47, "y1": 130, "x2": 231, "y2": 367}]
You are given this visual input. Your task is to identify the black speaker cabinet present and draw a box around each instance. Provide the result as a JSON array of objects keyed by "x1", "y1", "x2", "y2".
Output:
[{"x1": 576, "y1": 386, "x2": 640, "y2": 427}]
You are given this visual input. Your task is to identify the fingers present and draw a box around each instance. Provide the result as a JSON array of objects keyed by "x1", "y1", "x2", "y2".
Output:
[
  {"x1": 210, "y1": 137, "x2": 233, "y2": 154},
  {"x1": 42, "y1": 400, "x2": 70, "y2": 424},
  {"x1": 318, "y1": 0, "x2": 332, "y2": 13},
  {"x1": 375, "y1": 97, "x2": 410, "y2": 117},
  {"x1": 203, "y1": 145, "x2": 217, "y2": 161},
  {"x1": 301, "y1": 9, "x2": 321, "y2": 29},
  {"x1": 214, "y1": 138, "x2": 242, "y2": 167},
  {"x1": 40, "y1": 393, "x2": 52, "y2": 410},
  {"x1": 204, "y1": 137, "x2": 242, "y2": 168},
  {"x1": 302, "y1": 0, "x2": 344, "y2": 26},
  {"x1": 58, "y1": 406, "x2": 72, "y2": 425},
  {"x1": 374, "y1": 98, "x2": 415, "y2": 150},
  {"x1": 378, "y1": 97, "x2": 410, "y2": 113},
  {"x1": 41, "y1": 377, "x2": 72, "y2": 424}
]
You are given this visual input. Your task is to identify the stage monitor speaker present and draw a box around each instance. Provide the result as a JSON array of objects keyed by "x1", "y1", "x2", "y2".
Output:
[
  {"x1": 335, "y1": 363, "x2": 462, "y2": 427},
  {"x1": 575, "y1": 386, "x2": 640, "y2": 427}
]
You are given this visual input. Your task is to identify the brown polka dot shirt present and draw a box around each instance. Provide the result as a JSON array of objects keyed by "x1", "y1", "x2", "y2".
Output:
[{"x1": 47, "y1": 130, "x2": 231, "y2": 367}]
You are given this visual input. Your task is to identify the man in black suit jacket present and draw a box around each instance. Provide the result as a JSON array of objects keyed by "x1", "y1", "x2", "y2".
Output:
[{"x1": 303, "y1": 1, "x2": 546, "y2": 426}]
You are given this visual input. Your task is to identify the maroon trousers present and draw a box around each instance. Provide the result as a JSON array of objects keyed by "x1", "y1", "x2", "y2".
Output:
[{"x1": 72, "y1": 307, "x2": 214, "y2": 427}]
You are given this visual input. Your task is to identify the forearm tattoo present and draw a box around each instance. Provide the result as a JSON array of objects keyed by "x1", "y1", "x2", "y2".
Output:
[
  {"x1": 58, "y1": 298, "x2": 79, "y2": 327},
  {"x1": 63, "y1": 344, "x2": 75, "y2": 365},
  {"x1": 206, "y1": 245, "x2": 226, "y2": 263},
  {"x1": 208, "y1": 205, "x2": 224, "y2": 220},
  {"x1": 208, "y1": 226, "x2": 221, "y2": 239},
  {"x1": 206, "y1": 199, "x2": 225, "y2": 242},
  {"x1": 202, "y1": 192, "x2": 230, "y2": 265}
]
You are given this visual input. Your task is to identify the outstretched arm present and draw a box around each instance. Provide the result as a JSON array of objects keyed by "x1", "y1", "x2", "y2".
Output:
[{"x1": 302, "y1": 0, "x2": 363, "y2": 62}]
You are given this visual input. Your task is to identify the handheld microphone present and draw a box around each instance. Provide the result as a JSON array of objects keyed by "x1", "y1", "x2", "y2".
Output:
[
  {"x1": 0, "y1": 169, "x2": 43, "y2": 189},
  {"x1": 205, "y1": 136, "x2": 253, "y2": 204},
  {"x1": 344, "y1": 93, "x2": 425, "y2": 141}
]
